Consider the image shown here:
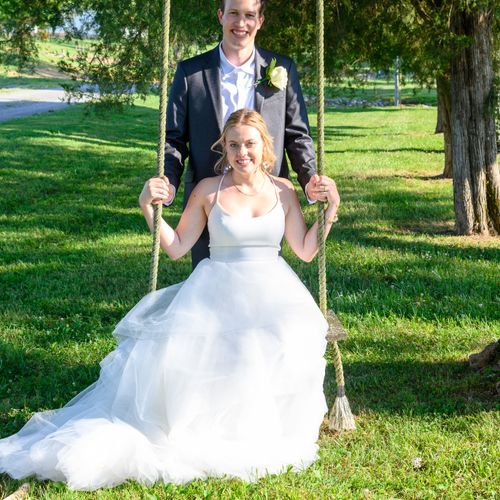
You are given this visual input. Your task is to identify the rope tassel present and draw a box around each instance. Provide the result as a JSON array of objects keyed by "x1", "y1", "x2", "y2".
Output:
[
  {"x1": 329, "y1": 384, "x2": 356, "y2": 431},
  {"x1": 316, "y1": 0, "x2": 355, "y2": 431}
]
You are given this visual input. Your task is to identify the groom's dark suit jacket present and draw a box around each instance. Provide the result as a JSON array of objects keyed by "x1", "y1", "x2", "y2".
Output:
[{"x1": 165, "y1": 45, "x2": 316, "y2": 266}]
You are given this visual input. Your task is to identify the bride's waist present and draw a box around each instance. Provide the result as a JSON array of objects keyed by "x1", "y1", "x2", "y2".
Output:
[{"x1": 209, "y1": 246, "x2": 280, "y2": 262}]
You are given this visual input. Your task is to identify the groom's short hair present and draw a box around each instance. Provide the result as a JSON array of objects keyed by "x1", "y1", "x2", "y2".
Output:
[{"x1": 219, "y1": 0, "x2": 266, "y2": 16}]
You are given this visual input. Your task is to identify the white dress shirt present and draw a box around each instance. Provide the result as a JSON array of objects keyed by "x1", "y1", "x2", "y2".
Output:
[{"x1": 219, "y1": 44, "x2": 256, "y2": 124}]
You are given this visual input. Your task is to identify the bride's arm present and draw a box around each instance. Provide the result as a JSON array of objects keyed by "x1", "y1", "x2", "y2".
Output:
[
  {"x1": 139, "y1": 176, "x2": 209, "y2": 260},
  {"x1": 282, "y1": 176, "x2": 339, "y2": 262}
]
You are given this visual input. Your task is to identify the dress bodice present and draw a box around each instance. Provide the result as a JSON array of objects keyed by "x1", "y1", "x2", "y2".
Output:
[{"x1": 207, "y1": 174, "x2": 285, "y2": 262}]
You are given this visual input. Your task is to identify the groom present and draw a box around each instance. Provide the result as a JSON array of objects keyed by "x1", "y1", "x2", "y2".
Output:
[{"x1": 164, "y1": 0, "x2": 324, "y2": 266}]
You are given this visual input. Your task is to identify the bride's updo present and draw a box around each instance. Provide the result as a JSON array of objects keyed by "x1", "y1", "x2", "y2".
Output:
[{"x1": 212, "y1": 109, "x2": 277, "y2": 175}]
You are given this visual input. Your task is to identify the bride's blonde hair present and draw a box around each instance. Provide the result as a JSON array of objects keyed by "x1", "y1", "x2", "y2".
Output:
[{"x1": 212, "y1": 109, "x2": 276, "y2": 175}]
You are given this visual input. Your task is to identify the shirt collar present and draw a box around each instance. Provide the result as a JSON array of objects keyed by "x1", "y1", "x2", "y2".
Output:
[{"x1": 219, "y1": 43, "x2": 255, "y2": 77}]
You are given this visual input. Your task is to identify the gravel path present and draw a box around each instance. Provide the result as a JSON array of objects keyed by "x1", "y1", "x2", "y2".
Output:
[{"x1": 0, "y1": 88, "x2": 71, "y2": 122}]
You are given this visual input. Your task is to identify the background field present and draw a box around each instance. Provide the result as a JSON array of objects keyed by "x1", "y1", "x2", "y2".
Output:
[
  {"x1": 0, "y1": 40, "x2": 437, "y2": 108},
  {"x1": 0, "y1": 39, "x2": 91, "y2": 89},
  {"x1": 0, "y1": 99, "x2": 498, "y2": 498}
]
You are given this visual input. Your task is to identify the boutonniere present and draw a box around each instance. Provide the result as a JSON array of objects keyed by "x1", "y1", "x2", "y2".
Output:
[{"x1": 256, "y1": 57, "x2": 287, "y2": 91}]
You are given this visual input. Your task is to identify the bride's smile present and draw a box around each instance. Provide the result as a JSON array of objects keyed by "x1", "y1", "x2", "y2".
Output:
[{"x1": 226, "y1": 124, "x2": 264, "y2": 179}]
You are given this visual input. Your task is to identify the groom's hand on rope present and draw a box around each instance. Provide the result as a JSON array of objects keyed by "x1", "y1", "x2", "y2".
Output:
[
  {"x1": 307, "y1": 174, "x2": 338, "y2": 204},
  {"x1": 139, "y1": 176, "x2": 174, "y2": 207},
  {"x1": 324, "y1": 178, "x2": 340, "y2": 211}
]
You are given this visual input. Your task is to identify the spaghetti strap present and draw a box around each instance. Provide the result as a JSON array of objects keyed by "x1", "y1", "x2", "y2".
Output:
[
  {"x1": 214, "y1": 174, "x2": 226, "y2": 205},
  {"x1": 267, "y1": 174, "x2": 280, "y2": 206}
]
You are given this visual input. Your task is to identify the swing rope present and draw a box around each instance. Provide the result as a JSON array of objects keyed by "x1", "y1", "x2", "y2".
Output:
[
  {"x1": 149, "y1": 0, "x2": 171, "y2": 293},
  {"x1": 149, "y1": 0, "x2": 354, "y2": 430},
  {"x1": 316, "y1": 0, "x2": 355, "y2": 431}
]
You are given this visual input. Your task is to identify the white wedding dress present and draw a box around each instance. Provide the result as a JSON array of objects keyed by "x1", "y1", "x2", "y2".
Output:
[{"x1": 0, "y1": 175, "x2": 328, "y2": 491}]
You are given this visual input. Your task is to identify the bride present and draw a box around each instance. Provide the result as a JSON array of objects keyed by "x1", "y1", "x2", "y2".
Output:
[{"x1": 0, "y1": 109, "x2": 340, "y2": 491}]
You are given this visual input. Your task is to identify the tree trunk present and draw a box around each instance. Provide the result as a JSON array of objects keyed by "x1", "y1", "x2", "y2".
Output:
[
  {"x1": 435, "y1": 94, "x2": 443, "y2": 133},
  {"x1": 394, "y1": 56, "x2": 400, "y2": 106},
  {"x1": 436, "y1": 75, "x2": 453, "y2": 178},
  {"x1": 450, "y1": 5, "x2": 500, "y2": 235},
  {"x1": 497, "y1": 88, "x2": 500, "y2": 150}
]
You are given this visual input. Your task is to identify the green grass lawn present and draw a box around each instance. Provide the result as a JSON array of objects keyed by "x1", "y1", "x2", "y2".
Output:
[
  {"x1": 0, "y1": 101, "x2": 498, "y2": 499},
  {"x1": 0, "y1": 71, "x2": 73, "y2": 90}
]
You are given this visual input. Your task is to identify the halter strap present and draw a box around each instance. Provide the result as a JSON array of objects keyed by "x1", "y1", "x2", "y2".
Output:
[
  {"x1": 267, "y1": 173, "x2": 280, "y2": 205},
  {"x1": 215, "y1": 171, "x2": 279, "y2": 208},
  {"x1": 214, "y1": 174, "x2": 226, "y2": 205}
]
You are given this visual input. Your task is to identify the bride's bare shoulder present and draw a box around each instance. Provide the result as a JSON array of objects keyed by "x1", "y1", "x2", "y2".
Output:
[
  {"x1": 189, "y1": 176, "x2": 224, "y2": 207},
  {"x1": 270, "y1": 176, "x2": 298, "y2": 199},
  {"x1": 192, "y1": 176, "x2": 223, "y2": 194}
]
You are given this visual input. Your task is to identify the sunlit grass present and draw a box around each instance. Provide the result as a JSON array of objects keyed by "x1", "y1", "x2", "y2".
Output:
[{"x1": 0, "y1": 101, "x2": 498, "y2": 499}]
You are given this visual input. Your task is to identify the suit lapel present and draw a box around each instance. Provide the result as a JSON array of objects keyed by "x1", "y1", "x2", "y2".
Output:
[
  {"x1": 203, "y1": 47, "x2": 223, "y2": 134},
  {"x1": 254, "y1": 47, "x2": 269, "y2": 114}
]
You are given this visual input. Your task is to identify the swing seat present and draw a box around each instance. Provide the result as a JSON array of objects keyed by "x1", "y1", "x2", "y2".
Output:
[{"x1": 326, "y1": 310, "x2": 347, "y2": 342}]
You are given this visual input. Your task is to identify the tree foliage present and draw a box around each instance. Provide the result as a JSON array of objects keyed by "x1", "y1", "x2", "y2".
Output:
[
  {"x1": 58, "y1": 0, "x2": 220, "y2": 107},
  {"x1": 0, "y1": 0, "x2": 76, "y2": 68}
]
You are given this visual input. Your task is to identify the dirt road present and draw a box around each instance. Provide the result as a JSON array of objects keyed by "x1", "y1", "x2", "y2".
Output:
[{"x1": 0, "y1": 88, "x2": 70, "y2": 122}]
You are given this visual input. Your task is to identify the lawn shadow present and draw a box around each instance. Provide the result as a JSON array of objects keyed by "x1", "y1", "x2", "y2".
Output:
[
  {"x1": 323, "y1": 355, "x2": 498, "y2": 418},
  {"x1": 325, "y1": 147, "x2": 443, "y2": 154},
  {"x1": 310, "y1": 107, "x2": 406, "y2": 115},
  {"x1": 355, "y1": 174, "x2": 449, "y2": 188},
  {"x1": 0, "y1": 338, "x2": 103, "y2": 437},
  {"x1": 0, "y1": 102, "x2": 158, "y2": 150},
  {"x1": 305, "y1": 223, "x2": 499, "y2": 323},
  {"x1": 292, "y1": 185, "x2": 498, "y2": 323},
  {"x1": 0, "y1": 103, "x2": 184, "y2": 242},
  {"x1": 310, "y1": 125, "x2": 374, "y2": 140},
  {"x1": 331, "y1": 185, "x2": 498, "y2": 261},
  {"x1": 0, "y1": 242, "x2": 191, "y2": 323}
]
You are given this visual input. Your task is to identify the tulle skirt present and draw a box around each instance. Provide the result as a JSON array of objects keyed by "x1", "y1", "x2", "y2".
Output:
[{"x1": 0, "y1": 256, "x2": 328, "y2": 490}]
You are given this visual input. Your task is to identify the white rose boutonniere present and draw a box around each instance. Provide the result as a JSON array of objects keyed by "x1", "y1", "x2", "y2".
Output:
[{"x1": 257, "y1": 58, "x2": 288, "y2": 91}]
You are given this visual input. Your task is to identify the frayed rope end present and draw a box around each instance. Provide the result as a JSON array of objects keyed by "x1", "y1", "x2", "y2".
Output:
[
  {"x1": 329, "y1": 394, "x2": 356, "y2": 431},
  {"x1": 4, "y1": 483, "x2": 30, "y2": 500}
]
